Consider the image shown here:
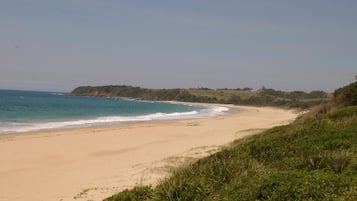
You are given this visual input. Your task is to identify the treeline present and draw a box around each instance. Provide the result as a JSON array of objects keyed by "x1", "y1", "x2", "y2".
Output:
[
  {"x1": 70, "y1": 85, "x2": 215, "y2": 102},
  {"x1": 71, "y1": 85, "x2": 328, "y2": 109}
]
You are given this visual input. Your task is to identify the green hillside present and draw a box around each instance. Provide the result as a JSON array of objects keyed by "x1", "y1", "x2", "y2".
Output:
[
  {"x1": 71, "y1": 86, "x2": 327, "y2": 109},
  {"x1": 105, "y1": 82, "x2": 357, "y2": 201}
]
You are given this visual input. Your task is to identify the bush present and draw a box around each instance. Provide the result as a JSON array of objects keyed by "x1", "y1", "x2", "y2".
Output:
[{"x1": 333, "y1": 82, "x2": 357, "y2": 106}]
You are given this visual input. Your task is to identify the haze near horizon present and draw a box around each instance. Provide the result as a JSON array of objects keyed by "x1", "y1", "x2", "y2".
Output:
[{"x1": 1, "y1": 0, "x2": 356, "y2": 92}]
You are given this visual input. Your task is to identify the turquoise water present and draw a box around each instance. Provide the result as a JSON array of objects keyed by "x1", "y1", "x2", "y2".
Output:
[{"x1": 0, "y1": 90, "x2": 228, "y2": 133}]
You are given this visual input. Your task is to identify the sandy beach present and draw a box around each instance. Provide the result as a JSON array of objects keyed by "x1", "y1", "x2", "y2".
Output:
[{"x1": 0, "y1": 105, "x2": 297, "y2": 201}]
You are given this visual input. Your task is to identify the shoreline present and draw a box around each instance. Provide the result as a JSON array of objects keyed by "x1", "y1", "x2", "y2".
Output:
[
  {"x1": 0, "y1": 104, "x2": 298, "y2": 201},
  {"x1": 0, "y1": 102, "x2": 229, "y2": 135}
]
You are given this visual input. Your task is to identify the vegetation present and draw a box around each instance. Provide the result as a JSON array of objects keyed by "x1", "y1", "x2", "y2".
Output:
[
  {"x1": 71, "y1": 85, "x2": 328, "y2": 109},
  {"x1": 333, "y1": 82, "x2": 357, "y2": 107},
  {"x1": 105, "y1": 82, "x2": 357, "y2": 201}
]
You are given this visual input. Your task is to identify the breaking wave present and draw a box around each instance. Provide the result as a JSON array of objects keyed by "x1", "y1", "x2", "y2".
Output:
[{"x1": 0, "y1": 106, "x2": 229, "y2": 134}]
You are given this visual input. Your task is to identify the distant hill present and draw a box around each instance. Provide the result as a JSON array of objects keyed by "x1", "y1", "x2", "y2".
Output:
[{"x1": 71, "y1": 85, "x2": 328, "y2": 109}]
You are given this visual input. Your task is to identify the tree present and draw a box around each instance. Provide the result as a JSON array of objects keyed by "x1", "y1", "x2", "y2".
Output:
[{"x1": 243, "y1": 87, "x2": 252, "y2": 91}]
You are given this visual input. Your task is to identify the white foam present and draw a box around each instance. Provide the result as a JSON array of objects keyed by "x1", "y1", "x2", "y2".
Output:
[
  {"x1": 211, "y1": 106, "x2": 230, "y2": 113},
  {"x1": 51, "y1": 93, "x2": 65, "y2": 96},
  {"x1": 0, "y1": 106, "x2": 229, "y2": 134}
]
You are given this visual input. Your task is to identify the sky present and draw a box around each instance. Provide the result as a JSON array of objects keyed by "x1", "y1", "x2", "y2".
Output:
[{"x1": 0, "y1": 0, "x2": 356, "y2": 92}]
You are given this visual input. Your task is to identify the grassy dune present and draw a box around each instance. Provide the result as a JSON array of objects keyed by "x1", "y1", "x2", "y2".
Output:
[{"x1": 105, "y1": 83, "x2": 357, "y2": 201}]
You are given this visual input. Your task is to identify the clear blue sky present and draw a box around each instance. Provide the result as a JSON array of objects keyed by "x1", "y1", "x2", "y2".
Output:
[{"x1": 1, "y1": 0, "x2": 356, "y2": 92}]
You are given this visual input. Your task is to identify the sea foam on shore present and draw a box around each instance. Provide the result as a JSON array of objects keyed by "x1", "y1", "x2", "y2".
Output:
[{"x1": 0, "y1": 104, "x2": 229, "y2": 134}]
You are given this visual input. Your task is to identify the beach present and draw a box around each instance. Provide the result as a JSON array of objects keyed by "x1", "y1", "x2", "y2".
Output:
[{"x1": 0, "y1": 105, "x2": 297, "y2": 201}]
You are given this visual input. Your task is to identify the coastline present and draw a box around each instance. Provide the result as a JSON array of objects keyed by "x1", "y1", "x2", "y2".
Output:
[
  {"x1": 0, "y1": 100, "x2": 225, "y2": 135},
  {"x1": 0, "y1": 104, "x2": 298, "y2": 201}
]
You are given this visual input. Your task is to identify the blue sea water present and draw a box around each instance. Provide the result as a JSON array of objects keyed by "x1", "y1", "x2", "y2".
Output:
[{"x1": 0, "y1": 90, "x2": 229, "y2": 134}]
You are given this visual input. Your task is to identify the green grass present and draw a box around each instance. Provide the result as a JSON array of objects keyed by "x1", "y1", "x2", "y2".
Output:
[
  {"x1": 106, "y1": 186, "x2": 154, "y2": 201},
  {"x1": 105, "y1": 105, "x2": 357, "y2": 201}
]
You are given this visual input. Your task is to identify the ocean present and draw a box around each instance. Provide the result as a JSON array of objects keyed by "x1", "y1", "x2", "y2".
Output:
[{"x1": 0, "y1": 89, "x2": 229, "y2": 134}]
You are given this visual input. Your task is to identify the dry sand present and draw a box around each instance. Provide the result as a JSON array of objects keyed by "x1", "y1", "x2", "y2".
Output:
[{"x1": 0, "y1": 105, "x2": 298, "y2": 201}]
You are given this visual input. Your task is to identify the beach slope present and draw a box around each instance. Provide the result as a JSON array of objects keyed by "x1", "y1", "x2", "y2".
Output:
[{"x1": 0, "y1": 105, "x2": 297, "y2": 201}]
